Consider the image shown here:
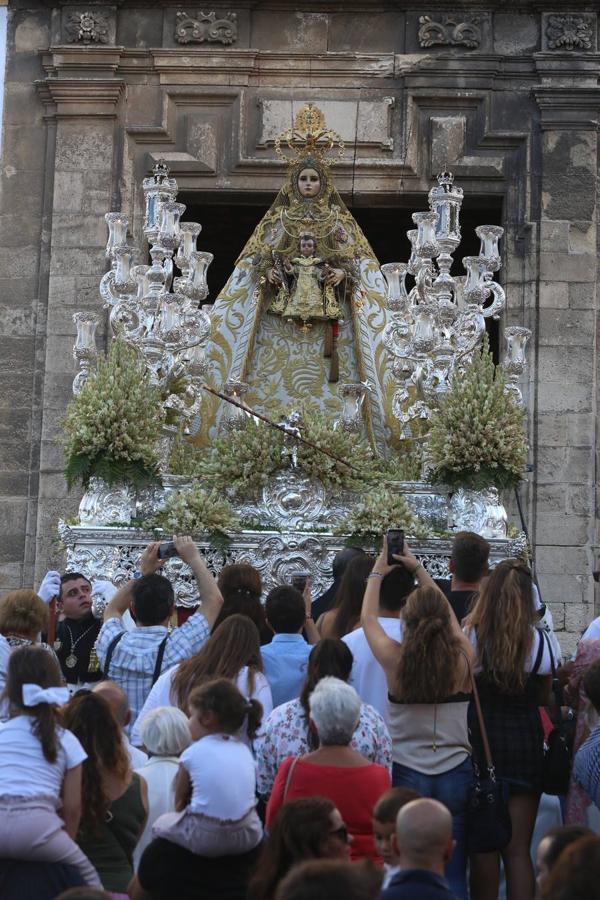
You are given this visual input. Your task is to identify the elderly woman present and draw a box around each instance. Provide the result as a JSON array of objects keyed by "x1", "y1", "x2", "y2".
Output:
[
  {"x1": 133, "y1": 707, "x2": 192, "y2": 869},
  {"x1": 256, "y1": 639, "x2": 391, "y2": 798},
  {"x1": 265, "y1": 677, "x2": 390, "y2": 861}
]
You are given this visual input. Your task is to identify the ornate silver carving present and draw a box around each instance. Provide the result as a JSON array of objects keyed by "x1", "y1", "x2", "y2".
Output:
[
  {"x1": 418, "y1": 15, "x2": 481, "y2": 49},
  {"x1": 64, "y1": 10, "x2": 110, "y2": 44},
  {"x1": 545, "y1": 14, "x2": 594, "y2": 51},
  {"x1": 78, "y1": 478, "x2": 137, "y2": 527},
  {"x1": 58, "y1": 521, "x2": 522, "y2": 607},
  {"x1": 260, "y1": 472, "x2": 328, "y2": 530},
  {"x1": 448, "y1": 487, "x2": 508, "y2": 540},
  {"x1": 175, "y1": 10, "x2": 238, "y2": 45}
]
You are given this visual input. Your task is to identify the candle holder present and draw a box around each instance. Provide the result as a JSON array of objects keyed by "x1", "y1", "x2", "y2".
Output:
[
  {"x1": 381, "y1": 171, "x2": 516, "y2": 439},
  {"x1": 75, "y1": 160, "x2": 214, "y2": 475}
]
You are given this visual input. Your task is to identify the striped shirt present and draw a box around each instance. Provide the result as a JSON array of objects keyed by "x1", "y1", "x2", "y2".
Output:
[{"x1": 96, "y1": 613, "x2": 210, "y2": 721}]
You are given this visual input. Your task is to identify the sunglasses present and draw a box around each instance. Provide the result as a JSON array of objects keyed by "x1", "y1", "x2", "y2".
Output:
[{"x1": 330, "y1": 824, "x2": 350, "y2": 844}]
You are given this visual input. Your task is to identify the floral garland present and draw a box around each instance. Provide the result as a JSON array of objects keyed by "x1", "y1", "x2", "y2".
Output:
[
  {"x1": 64, "y1": 340, "x2": 163, "y2": 489},
  {"x1": 427, "y1": 338, "x2": 527, "y2": 491}
]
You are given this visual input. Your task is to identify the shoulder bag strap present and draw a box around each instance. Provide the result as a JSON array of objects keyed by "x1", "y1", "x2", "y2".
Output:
[
  {"x1": 541, "y1": 629, "x2": 564, "y2": 727},
  {"x1": 460, "y1": 650, "x2": 496, "y2": 776},
  {"x1": 103, "y1": 631, "x2": 125, "y2": 679},
  {"x1": 151, "y1": 635, "x2": 169, "y2": 687},
  {"x1": 283, "y1": 757, "x2": 300, "y2": 802}
]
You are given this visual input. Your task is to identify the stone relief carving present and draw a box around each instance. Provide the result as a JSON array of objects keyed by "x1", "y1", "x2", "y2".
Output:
[
  {"x1": 545, "y1": 14, "x2": 595, "y2": 51},
  {"x1": 175, "y1": 10, "x2": 238, "y2": 45},
  {"x1": 418, "y1": 15, "x2": 481, "y2": 50},
  {"x1": 64, "y1": 10, "x2": 110, "y2": 44}
]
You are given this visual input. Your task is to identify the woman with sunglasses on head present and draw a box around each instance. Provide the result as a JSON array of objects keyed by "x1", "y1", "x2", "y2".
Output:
[{"x1": 464, "y1": 558, "x2": 558, "y2": 900}]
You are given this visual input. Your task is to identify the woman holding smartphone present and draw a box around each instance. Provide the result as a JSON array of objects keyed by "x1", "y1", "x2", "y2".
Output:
[{"x1": 360, "y1": 534, "x2": 474, "y2": 900}]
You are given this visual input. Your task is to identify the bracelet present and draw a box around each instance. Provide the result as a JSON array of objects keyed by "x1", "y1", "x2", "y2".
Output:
[
  {"x1": 368, "y1": 573, "x2": 385, "y2": 580},
  {"x1": 305, "y1": 614, "x2": 314, "y2": 621}
]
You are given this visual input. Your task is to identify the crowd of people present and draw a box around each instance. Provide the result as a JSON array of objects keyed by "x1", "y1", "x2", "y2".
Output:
[{"x1": 1, "y1": 530, "x2": 600, "y2": 899}]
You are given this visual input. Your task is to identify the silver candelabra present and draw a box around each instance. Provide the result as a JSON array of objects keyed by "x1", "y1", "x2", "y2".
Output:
[
  {"x1": 72, "y1": 161, "x2": 214, "y2": 471},
  {"x1": 381, "y1": 171, "x2": 530, "y2": 440}
]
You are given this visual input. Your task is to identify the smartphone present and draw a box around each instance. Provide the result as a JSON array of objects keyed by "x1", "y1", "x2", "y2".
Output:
[
  {"x1": 291, "y1": 572, "x2": 310, "y2": 593},
  {"x1": 387, "y1": 529, "x2": 404, "y2": 565},
  {"x1": 158, "y1": 541, "x2": 179, "y2": 560}
]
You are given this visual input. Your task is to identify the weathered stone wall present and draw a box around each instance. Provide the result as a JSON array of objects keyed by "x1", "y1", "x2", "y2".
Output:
[{"x1": 0, "y1": 1, "x2": 598, "y2": 652}]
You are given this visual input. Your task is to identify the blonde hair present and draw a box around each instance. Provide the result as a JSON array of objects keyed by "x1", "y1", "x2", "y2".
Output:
[
  {"x1": 465, "y1": 559, "x2": 536, "y2": 692},
  {"x1": 0, "y1": 590, "x2": 49, "y2": 637}
]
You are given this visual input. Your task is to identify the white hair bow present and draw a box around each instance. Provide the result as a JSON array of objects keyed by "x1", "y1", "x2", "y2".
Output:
[{"x1": 22, "y1": 683, "x2": 70, "y2": 707}]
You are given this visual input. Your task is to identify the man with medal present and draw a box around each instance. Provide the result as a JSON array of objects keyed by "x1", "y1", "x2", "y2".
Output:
[{"x1": 38, "y1": 569, "x2": 104, "y2": 691}]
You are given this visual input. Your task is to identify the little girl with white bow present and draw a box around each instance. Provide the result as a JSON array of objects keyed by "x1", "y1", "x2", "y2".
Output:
[{"x1": 0, "y1": 644, "x2": 101, "y2": 885}]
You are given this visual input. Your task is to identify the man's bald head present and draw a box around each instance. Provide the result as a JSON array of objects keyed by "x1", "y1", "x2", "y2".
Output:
[
  {"x1": 394, "y1": 799, "x2": 455, "y2": 873},
  {"x1": 92, "y1": 680, "x2": 130, "y2": 728}
]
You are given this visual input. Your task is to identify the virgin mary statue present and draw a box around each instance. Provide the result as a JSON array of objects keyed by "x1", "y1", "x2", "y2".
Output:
[{"x1": 202, "y1": 104, "x2": 395, "y2": 456}]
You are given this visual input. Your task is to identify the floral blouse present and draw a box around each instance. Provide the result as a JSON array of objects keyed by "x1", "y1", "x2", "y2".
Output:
[{"x1": 255, "y1": 697, "x2": 393, "y2": 796}]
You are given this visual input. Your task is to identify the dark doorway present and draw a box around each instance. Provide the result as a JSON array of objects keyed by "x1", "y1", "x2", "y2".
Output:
[{"x1": 182, "y1": 193, "x2": 503, "y2": 357}]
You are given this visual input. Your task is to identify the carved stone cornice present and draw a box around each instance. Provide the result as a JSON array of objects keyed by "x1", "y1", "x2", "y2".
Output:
[
  {"x1": 36, "y1": 78, "x2": 125, "y2": 118},
  {"x1": 42, "y1": 46, "x2": 124, "y2": 78},
  {"x1": 533, "y1": 85, "x2": 600, "y2": 130}
]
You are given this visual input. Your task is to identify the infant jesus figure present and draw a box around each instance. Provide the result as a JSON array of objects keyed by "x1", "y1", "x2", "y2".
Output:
[{"x1": 271, "y1": 232, "x2": 343, "y2": 325}]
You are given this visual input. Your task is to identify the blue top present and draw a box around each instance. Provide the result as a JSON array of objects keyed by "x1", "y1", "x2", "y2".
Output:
[
  {"x1": 381, "y1": 869, "x2": 459, "y2": 900},
  {"x1": 261, "y1": 633, "x2": 312, "y2": 708},
  {"x1": 575, "y1": 722, "x2": 600, "y2": 807}
]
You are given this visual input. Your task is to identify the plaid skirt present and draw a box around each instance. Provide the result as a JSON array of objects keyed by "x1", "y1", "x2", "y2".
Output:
[{"x1": 468, "y1": 678, "x2": 545, "y2": 793}]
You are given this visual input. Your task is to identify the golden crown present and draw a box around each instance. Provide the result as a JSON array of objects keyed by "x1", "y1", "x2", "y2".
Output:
[{"x1": 274, "y1": 104, "x2": 345, "y2": 166}]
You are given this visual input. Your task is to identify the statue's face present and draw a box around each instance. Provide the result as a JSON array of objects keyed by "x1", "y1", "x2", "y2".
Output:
[
  {"x1": 300, "y1": 236, "x2": 316, "y2": 257},
  {"x1": 297, "y1": 167, "x2": 321, "y2": 198}
]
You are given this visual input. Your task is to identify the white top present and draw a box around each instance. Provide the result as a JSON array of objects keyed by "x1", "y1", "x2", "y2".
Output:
[
  {"x1": 131, "y1": 665, "x2": 273, "y2": 748},
  {"x1": 343, "y1": 618, "x2": 404, "y2": 717},
  {"x1": 581, "y1": 616, "x2": 600, "y2": 644},
  {"x1": 133, "y1": 755, "x2": 180, "y2": 870},
  {"x1": 124, "y1": 734, "x2": 148, "y2": 769},
  {"x1": 181, "y1": 733, "x2": 256, "y2": 820},
  {"x1": 0, "y1": 715, "x2": 86, "y2": 800},
  {"x1": 465, "y1": 626, "x2": 558, "y2": 674}
]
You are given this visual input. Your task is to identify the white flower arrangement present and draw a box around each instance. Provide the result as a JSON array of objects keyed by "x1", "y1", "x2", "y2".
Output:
[
  {"x1": 149, "y1": 484, "x2": 240, "y2": 545},
  {"x1": 341, "y1": 484, "x2": 426, "y2": 542},
  {"x1": 428, "y1": 338, "x2": 527, "y2": 491},
  {"x1": 64, "y1": 339, "x2": 163, "y2": 489}
]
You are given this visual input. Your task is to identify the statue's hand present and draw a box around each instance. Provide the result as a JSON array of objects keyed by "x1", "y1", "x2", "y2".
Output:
[
  {"x1": 325, "y1": 267, "x2": 345, "y2": 286},
  {"x1": 266, "y1": 267, "x2": 282, "y2": 285}
]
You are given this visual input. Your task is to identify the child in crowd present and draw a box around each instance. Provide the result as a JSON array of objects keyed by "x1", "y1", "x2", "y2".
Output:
[
  {"x1": 373, "y1": 787, "x2": 421, "y2": 888},
  {"x1": 153, "y1": 678, "x2": 263, "y2": 855},
  {"x1": 0, "y1": 645, "x2": 101, "y2": 886}
]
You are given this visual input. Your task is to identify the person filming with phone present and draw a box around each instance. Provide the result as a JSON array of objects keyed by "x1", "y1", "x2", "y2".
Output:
[
  {"x1": 360, "y1": 531, "x2": 474, "y2": 900},
  {"x1": 95, "y1": 535, "x2": 223, "y2": 722}
]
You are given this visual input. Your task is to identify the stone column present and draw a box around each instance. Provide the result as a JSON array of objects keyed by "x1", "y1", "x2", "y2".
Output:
[
  {"x1": 532, "y1": 66, "x2": 600, "y2": 653},
  {"x1": 32, "y1": 47, "x2": 124, "y2": 584}
]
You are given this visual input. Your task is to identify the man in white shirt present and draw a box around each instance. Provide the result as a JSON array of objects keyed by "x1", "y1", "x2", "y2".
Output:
[{"x1": 343, "y1": 566, "x2": 415, "y2": 717}]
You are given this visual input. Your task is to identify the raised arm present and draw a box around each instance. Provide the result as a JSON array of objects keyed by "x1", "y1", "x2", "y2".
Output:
[
  {"x1": 174, "y1": 535, "x2": 223, "y2": 628},
  {"x1": 302, "y1": 577, "x2": 320, "y2": 645}
]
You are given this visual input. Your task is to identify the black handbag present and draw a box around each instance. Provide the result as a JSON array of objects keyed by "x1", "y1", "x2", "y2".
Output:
[
  {"x1": 541, "y1": 630, "x2": 572, "y2": 796},
  {"x1": 466, "y1": 658, "x2": 512, "y2": 854}
]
